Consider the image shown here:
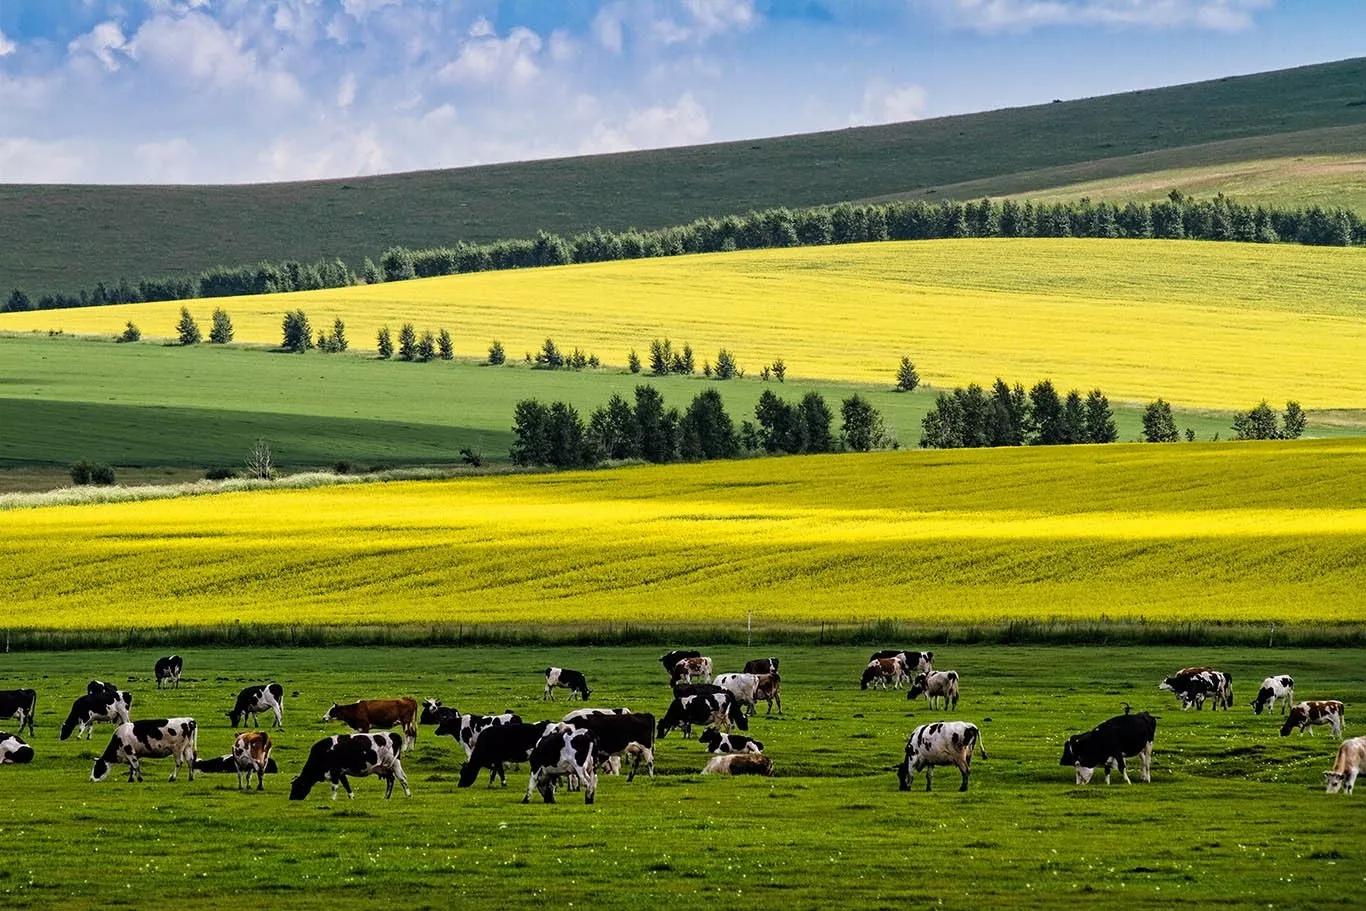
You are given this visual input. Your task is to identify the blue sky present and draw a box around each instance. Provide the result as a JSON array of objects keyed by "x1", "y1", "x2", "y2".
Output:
[{"x1": 0, "y1": 0, "x2": 1360, "y2": 183}]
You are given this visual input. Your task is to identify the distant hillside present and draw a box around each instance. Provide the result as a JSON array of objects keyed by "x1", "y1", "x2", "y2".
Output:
[{"x1": 2, "y1": 57, "x2": 1365, "y2": 295}]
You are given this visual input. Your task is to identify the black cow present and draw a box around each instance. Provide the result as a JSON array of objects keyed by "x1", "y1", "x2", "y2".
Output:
[
  {"x1": 154, "y1": 656, "x2": 183, "y2": 689},
  {"x1": 195, "y1": 754, "x2": 280, "y2": 775},
  {"x1": 660, "y1": 650, "x2": 701, "y2": 674},
  {"x1": 289, "y1": 732, "x2": 410, "y2": 800},
  {"x1": 562, "y1": 710, "x2": 656, "y2": 780},
  {"x1": 61, "y1": 689, "x2": 133, "y2": 741},
  {"x1": 657, "y1": 692, "x2": 747, "y2": 738},
  {"x1": 458, "y1": 721, "x2": 554, "y2": 788},
  {"x1": 699, "y1": 729, "x2": 764, "y2": 754},
  {"x1": 0, "y1": 689, "x2": 37, "y2": 737},
  {"x1": 419, "y1": 698, "x2": 461, "y2": 727},
  {"x1": 227, "y1": 683, "x2": 285, "y2": 729},
  {"x1": 543, "y1": 667, "x2": 591, "y2": 701},
  {"x1": 744, "y1": 657, "x2": 780, "y2": 675},
  {"x1": 1060, "y1": 708, "x2": 1158, "y2": 785}
]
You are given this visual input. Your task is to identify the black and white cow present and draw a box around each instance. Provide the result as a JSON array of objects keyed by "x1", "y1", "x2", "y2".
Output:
[
  {"x1": 195, "y1": 754, "x2": 280, "y2": 775},
  {"x1": 60, "y1": 689, "x2": 133, "y2": 741},
  {"x1": 715, "y1": 672, "x2": 783, "y2": 716},
  {"x1": 1159, "y1": 669, "x2": 1228, "y2": 711},
  {"x1": 91, "y1": 718, "x2": 198, "y2": 783},
  {"x1": 435, "y1": 709, "x2": 523, "y2": 759},
  {"x1": 458, "y1": 721, "x2": 555, "y2": 788},
  {"x1": 672, "y1": 682, "x2": 725, "y2": 700},
  {"x1": 523, "y1": 724, "x2": 598, "y2": 804},
  {"x1": 227, "y1": 683, "x2": 285, "y2": 729},
  {"x1": 289, "y1": 732, "x2": 410, "y2": 800},
  {"x1": 657, "y1": 692, "x2": 748, "y2": 738},
  {"x1": 1252, "y1": 675, "x2": 1295, "y2": 715},
  {"x1": 561, "y1": 709, "x2": 655, "y2": 780},
  {"x1": 419, "y1": 698, "x2": 461, "y2": 728},
  {"x1": 0, "y1": 689, "x2": 36, "y2": 737},
  {"x1": 543, "y1": 667, "x2": 591, "y2": 701},
  {"x1": 743, "y1": 657, "x2": 780, "y2": 676},
  {"x1": 871, "y1": 650, "x2": 934, "y2": 676},
  {"x1": 154, "y1": 656, "x2": 183, "y2": 689},
  {"x1": 660, "y1": 650, "x2": 702, "y2": 675},
  {"x1": 897, "y1": 721, "x2": 987, "y2": 793},
  {"x1": 1059, "y1": 708, "x2": 1157, "y2": 785},
  {"x1": 0, "y1": 732, "x2": 34, "y2": 764},
  {"x1": 907, "y1": 671, "x2": 960, "y2": 710},
  {"x1": 698, "y1": 729, "x2": 764, "y2": 754},
  {"x1": 87, "y1": 680, "x2": 119, "y2": 698}
]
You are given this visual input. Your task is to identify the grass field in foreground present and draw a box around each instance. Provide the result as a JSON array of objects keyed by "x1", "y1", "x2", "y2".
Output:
[
  {"x1": 0, "y1": 645, "x2": 1361, "y2": 910},
  {"x1": 1, "y1": 439, "x2": 1362, "y2": 631},
  {"x1": 4, "y1": 240, "x2": 1363, "y2": 412},
  {"x1": 3, "y1": 334, "x2": 1319, "y2": 478}
]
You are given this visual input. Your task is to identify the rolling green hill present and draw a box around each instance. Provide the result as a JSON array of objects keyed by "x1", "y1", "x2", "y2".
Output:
[{"x1": 2, "y1": 57, "x2": 1365, "y2": 295}]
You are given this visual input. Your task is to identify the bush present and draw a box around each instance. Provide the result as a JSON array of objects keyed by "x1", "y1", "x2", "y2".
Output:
[
  {"x1": 376, "y1": 326, "x2": 393, "y2": 359},
  {"x1": 380, "y1": 247, "x2": 416, "y2": 282},
  {"x1": 89, "y1": 463, "x2": 116, "y2": 485},
  {"x1": 209, "y1": 308, "x2": 234, "y2": 344},
  {"x1": 175, "y1": 306, "x2": 201, "y2": 345},
  {"x1": 895, "y1": 356, "x2": 920, "y2": 392},
  {"x1": 487, "y1": 340, "x2": 506, "y2": 365},
  {"x1": 281, "y1": 310, "x2": 312, "y2": 353},
  {"x1": 772, "y1": 358, "x2": 787, "y2": 383},
  {"x1": 69, "y1": 461, "x2": 92, "y2": 486},
  {"x1": 118, "y1": 321, "x2": 141, "y2": 343},
  {"x1": 333, "y1": 460, "x2": 353, "y2": 475},
  {"x1": 204, "y1": 467, "x2": 237, "y2": 480},
  {"x1": 460, "y1": 447, "x2": 483, "y2": 467}
]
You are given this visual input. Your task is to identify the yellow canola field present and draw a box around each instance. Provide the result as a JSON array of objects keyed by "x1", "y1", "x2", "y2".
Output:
[
  {"x1": 3, "y1": 439, "x2": 1363, "y2": 630},
  {"x1": 3, "y1": 239, "x2": 1364, "y2": 411}
]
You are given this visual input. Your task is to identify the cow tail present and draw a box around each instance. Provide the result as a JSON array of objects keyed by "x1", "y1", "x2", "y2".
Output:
[
  {"x1": 973, "y1": 727, "x2": 988, "y2": 761},
  {"x1": 29, "y1": 690, "x2": 38, "y2": 732}
]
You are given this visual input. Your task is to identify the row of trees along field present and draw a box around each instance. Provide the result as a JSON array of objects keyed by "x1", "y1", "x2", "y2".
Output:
[
  {"x1": 511, "y1": 387, "x2": 892, "y2": 468},
  {"x1": 5, "y1": 193, "x2": 1362, "y2": 311}
]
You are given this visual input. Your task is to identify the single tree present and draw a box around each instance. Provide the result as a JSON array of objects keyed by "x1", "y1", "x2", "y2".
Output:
[
  {"x1": 437, "y1": 328, "x2": 454, "y2": 360},
  {"x1": 627, "y1": 349, "x2": 641, "y2": 373},
  {"x1": 361, "y1": 258, "x2": 382, "y2": 284},
  {"x1": 713, "y1": 349, "x2": 739, "y2": 380},
  {"x1": 535, "y1": 337, "x2": 564, "y2": 369},
  {"x1": 281, "y1": 309, "x2": 312, "y2": 353},
  {"x1": 895, "y1": 356, "x2": 920, "y2": 392},
  {"x1": 175, "y1": 306, "x2": 201, "y2": 345},
  {"x1": 397, "y1": 323, "x2": 417, "y2": 361},
  {"x1": 588, "y1": 394, "x2": 640, "y2": 461},
  {"x1": 1142, "y1": 399, "x2": 1180, "y2": 443},
  {"x1": 244, "y1": 439, "x2": 275, "y2": 479},
  {"x1": 1281, "y1": 401, "x2": 1306, "y2": 440},
  {"x1": 772, "y1": 358, "x2": 787, "y2": 383},
  {"x1": 510, "y1": 400, "x2": 552, "y2": 466},
  {"x1": 1029, "y1": 380, "x2": 1066, "y2": 445},
  {"x1": 209, "y1": 308, "x2": 234, "y2": 344},
  {"x1": 681, "y1": 343, "x2": 696, "y2": 375},
  {"x1": 487, "y1": 339, "x2": 506, "y2": 365},
  {"x1": 679, "y1": 389, "x2": 738, "y2": 460},
  {"x1": 797, "y1": 391, "x2": 834, "y2": 452},
  {"x1": 119, "y1": 321, "x2": 141, "y2": 343},
  {"x1": 330, "y1": 318, "x2": 348, "y2": 352},
  {"x1": 1061, "y1": 390, "x2": 1087, "y2": 444},
  {"x1": 376, "y1": 326, "x2": 393, "y2": 359},
  {"x1": 1232, "y1": 400, "x2": 1280, "y2": 440}
]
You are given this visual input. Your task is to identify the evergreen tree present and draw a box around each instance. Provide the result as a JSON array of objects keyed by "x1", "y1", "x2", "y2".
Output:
[
  {"x1": 510, "y1": 399, "x2": 552, "y2": 466},
  {"x1": 1061, "y1": 390, "x2": 1087, "y2": 444},
  {"x1": 281, "y1": 310, "x2": 312, "y2": 353},
  {"x1": 376, "y1": 326, "x2": 393, "y2": 359},
  {"x1": 397, "y1": 323, "x2": 417, "y2": 361},
  {"x1": 119, "y1": 321, "x2": 141, "y2": 343},
  {"x1": 545, "y1": 402, "x2": 589, "y2": 468},
  {"x1": 380, "y1": 247, "x2": 416, "y2": 281},
  {"x1": 649, "y1": 338, "x2": 674, "y2": 375},
  {"x1": 634, "y1": 385, "x2": 674, "y2": 463},
  {"x1": 437, "y1": 328, "x2": 454, "y2": 360},
  {"x1": 987, "y1": 379, "x2": 1029, "y2": 446},
  {"x1": 681, "y1": 343, "x2": 696, "y2": 375},
  {"x1": 535, "y1": 337, "x2": 564, "y2": 368},
  {"x1": 627, "y1": 349, "x2": 641, "y2": 373},
  {"x1": 209, "y1": 308, "x2": 234, "y2": 344},
  {"x1": 416, "y1": 331, "x2": 436, "y2": 362},
  {"x1": 714, "y1": 349, "x2": 739, "y2": 379},
  {"x1": 679, "y1": 389, "x2": 738, "y2": 460},
  {"x1": 361, "y1": 258, "x2": 382, "y2": 284},
  {"x1": 1142, "y1": 399, "x2": 1180, "y2": 442},
  {"x1": 895, "y1": 356, "x2": 920, "y2": 392},
  {"x1": 175, "y1": 306, "x2": 201, "y2": 345},
  {"x1": 1029, "y1": 380, "x2": 1066, "y2": 444},
  {"x1": 487, "y1": 340, "x2": 506, "y2": 365},
  {"x1": 1083, "y1": 389, "x2": 1117, "y2": 443},
  {"x1": 797, "y1": 391, "x2": 834, "y2": 453},
  {"x1": 1281, "y1": 401, "x2": 1306, "y2": 440}
]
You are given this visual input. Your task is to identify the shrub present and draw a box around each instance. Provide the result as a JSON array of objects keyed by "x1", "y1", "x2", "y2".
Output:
[
  {"x1": 1029, "y1": 381, "x2": 1066, "y2": 445},
  {"x1": 333, "y1": 460, "x2": 353, "y2": 475},
  {"x1": 281, "y1": 310, "x2": 312, "y2": 353},
  {"x1": 380, "y1": 246, "x2": 416, "y2": 282},
  {"x1": 535, "y1": 337, "x2": 564, "y2": 369},
  {"x1": 376, "y1": 326, "x2": 393, "y2": 359},
  {"x1": 89, "y1": 463, "x2": 116, "y2": 485},
  {"x1": 204, "y1": 467, "x2": 236, "y2": 480},
  {"x1": 895, "y1": 356, "x2": 920, "y2": 392},
  {"x1": 397, "y1": 323, "x2": 417, "y2": 361},
  {"x1": 437, "y1": 328, "x2": 454, "y2": 360},
  {"x1": 69, "y1": 461, "x2": 92, "y2": 486},
  {"x1": 118, "y1": 321, "x2": 141, "y2": 343},
  {"x1": 772, "y1": 358, "x2": 787, "y2": 383},
  {"x1": 488, "y1": 340, "x2": 506, "y2": 365},
  {"x1": 1142, "y1": 399, "x2": 1180, "y2": 443},
  {"x1": 209, "y1": 308, "x2": 234, "y2": 344}
]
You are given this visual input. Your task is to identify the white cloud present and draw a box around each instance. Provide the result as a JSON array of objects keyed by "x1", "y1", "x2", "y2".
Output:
[
  {"x1": 67, "y1": 21, "x2": 129, "y2": 72},
  {"x1": 258, "y1": 129, "x2": 390, "y2": 181},
  {"x1": 438, "y1": 21, "x2": 543, "y2": 87},
  {"x1": 0, "y1": 138, "x2": 93, "y2": 183},
  {"x1": 134, "y1": 138, "x2": 196, "y2": 183},
  {"x1": 682, "y1": 0, "x2": 759, "y2": 37},
  {"x1": 337, "y1": 72, "x2": 357, "y2": 108},
  {"x1": 0, "y1": 29, "x2": 15, "y2": 57},
  {"x1": 341, "y1": 0, "x2": 401, "y2": 20},
  {"x1": 850, "y1": 81, "x2": 929, "y2": 126},
  {"x1": 929, "y1": 0, "x2": 1275, "y2": 32},
  {"x1": 593, "y1": 4, "x2": 626, "y2": 53},
  {"x1": 129, "y1": 11, "x2": 303, "y2": 104},
  {"x1": 583, "y1": 92, "x2": 711, "y2": 153}
]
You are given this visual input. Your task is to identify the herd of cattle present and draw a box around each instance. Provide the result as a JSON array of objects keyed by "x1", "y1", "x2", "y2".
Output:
[{"x1": 0, "y1": 651, "x2": 1360, "y2": 800}]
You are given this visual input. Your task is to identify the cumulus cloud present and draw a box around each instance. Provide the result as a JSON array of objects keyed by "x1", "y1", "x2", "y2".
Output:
[
  {"x1": 850, "y1": 82, "x2": 929, "y2": 126},
  {"x1": 928, "y1": 0, "x2": 1275, "y2": 32},
  {"x1": 0, "y1": 138, "x2": 93, "y2": 183},
  {"x1": 438, "y1": 19, "x2": 543, "y2": 87},
  {"x1": 0, "y1": 29, "x2": 16, "y2": 57},
  {"x1": 67, "y1": 21, "x2": 129, "y2": 72},
  {"x1": 128, "y1": 11, "x2": 303, "y2": 104},
  {"x1": 134, "y1": 138, "x2": 196, "y2": 183},
  {"x1": 583, "y1": 92, "x2": 711, "y2": 153}
]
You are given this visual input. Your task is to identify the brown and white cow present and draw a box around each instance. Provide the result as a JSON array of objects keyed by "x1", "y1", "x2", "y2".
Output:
[
  {"x1": 743, "y1": 657, "x2": 779, "y2": 676},
  {"x1": 1282, "y1": 700, "x2": 1345, "y2": 739},
  {"x1": 323, "y1": 698, "x2": 419, "y2": 752},
  {"x1": 1324, "y1": 736, "x2": 1365, "y2": 795},
  {"x1": 232, "y1": 730, "x2": 273, "y2": 791},
  {"x1": 715, "y1": 672, "x2": 782, "y2": 716},
  {"x1": 702, "y1": 752, "x2": 773, "y2": 776},
  {"x1": 861, "y1": 657, "x2": 907, "y2": 690},
  {"x1": 907, "y1": 670, "x2": 960, "y2": 710},
  {"x1": 670, "y1": 656, "x2": 713, "y2": 685}
]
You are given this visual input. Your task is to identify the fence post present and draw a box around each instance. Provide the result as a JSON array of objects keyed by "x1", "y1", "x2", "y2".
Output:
[{"x1": 747, "y1": 612, "x2": 752, "y2": 648}]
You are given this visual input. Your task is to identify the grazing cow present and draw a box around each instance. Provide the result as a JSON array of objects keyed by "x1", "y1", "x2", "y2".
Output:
[
  {"x1": 195, "y1": 754, "x2": 279, "y2": 775},
  {"x1": 670, "y1": 656, "x2": 714, "y2": 685},
  {"x1": 698, "y1": 729, "x2": 764, "y2": 754},
  {"x1": 60, "y1": 689, "x2": 133, "y2": 741},
  {"x1": 289, "y1": 732, "x2": 410, "y2": 800},
  {"x1": 227, "y1": 683, "x2": 285, "y2": 730},
  {"x1": 231, "y1": 730, "x2": 273, "y2": 791},
  {"x1": 870, "y1": 650, "x2": 934, "y2": 676},
  {"x1": 1252, "y1": 676, "x2": 1295, "y2": 715},
  {"x1": 1159, "y1": 669, "x2": 1227, "y2": 711},
  {"x1": 1324, "y1": 736, "x2": 1366, "y2": 795},
  {"x1": 861, "y1": 657, "x2": 907, "y2": 690},
  {"x1": 561, "y1": 709, "x2": 655, "y2": 781},
  {"x1": 715, "y1": 672, "x2": 782, "y2": 716},
  {"x1": 458, "y1": 721, "x2": 555, "y2": 788},
  {"x1": 154, "y1": 655, "x2": 183, "y2": 690},
  {"x1": 523, "y1": 724, "x2": 598, "y2": 804},
  {"x1": 1060, "y1": 708, "x2": 1157, "y2": 785},
  {"x1": 658, "y1": 692, "x2": 748, "y2": 738},
  {"x1": 1282, "y1": 700, "x2": 1346, "y2": 739},
  {"x1": 0, "y1": 732, "x2": 34, "y2": 764},
  {"x1": 743, "y1": 657, "x2": 780, "y2": 676},
  {"x1": 660, "y1": 650, "x2": 701, "y2": 675},
  {"x1": 1167, "y1": 666, "x2": 1233, "y2": 710},
  {"x1": 897, "y1": 721, "x2": 987, "y2": 793},
  {"x1": 0, "y1": 689, "x2": 37, "y2": 737},
  {"x1": 322, "y1": 698, "x2": 419, "y2": 752},
  {"x1": 543, "y1": 667, "x2": 591, "y2": 701},
  {"x1": 91, "y1": 718, "x2": 197, "y2": 783},
  {"x1": 434, "y1": 709, "x2": 522, "y2": 759},
  {"x1": 672, "y1": 683, "x2": 725, "y2": 700},
  {"x1": 702, "y1": 752, "x2": 773, "y2": 776},
  {"x1": 907, "y1": 671, "x2": 960, "y2": 710},
  {"x1": 87, "y1": 680, "x2": 119, "y2": 698}
]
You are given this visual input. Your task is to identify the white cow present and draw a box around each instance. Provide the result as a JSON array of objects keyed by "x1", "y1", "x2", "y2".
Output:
[
  {"x1": 897, "y1": 721, "x2": 987, "y2": 793},
  {"x1": 91, "y1": 719, "x2": 198, "y2": 783},
  {"x1": 1324, "y1": 736, "x2": 1366, "y2": 795},
  {"x1": 1251, "y1": 676, "x2": 1294, "y2": 715}
]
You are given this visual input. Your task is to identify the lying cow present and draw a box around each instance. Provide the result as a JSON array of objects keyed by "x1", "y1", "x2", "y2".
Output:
[
  {"x1": 871, "y1": 650, "x2": 933, "y2": 676},
  {"x1": 1060, "y1": 707, "x2": 1157, "y2": 785},
  {"x1": 703, "y1": 753, "x2": 773, "y2": 776},
  {"x1": 1324, "y1": 736, "x2": 1365, "y2": 795},
  {"x1": 459, "y1": 721, "x2": 555, "y2": 788},
  {"x1": 897, "y1": 721, "x2": 986, "y2": 793},
  {"x1": 671, "y1": 656, "x2": 713, "y2": 685},
  {"x1": 1282, "y1": 700, "x2": 1345, "y2": 739},
  {"x1": 861, "y1": 657, "x2": 907, "y2": 690},
  {"x1": 543, "y1": 667, "x2": 591, "y2": 701},
  {"x1": 154, "y1": 655, "x2": 183, "y2": 690},
  {"x1": 228, "y1": 683, "x2": 285, "y2": 730},
  {"x1": 1252, "y1": 675, "x2": 1294, "y2": 715},
  {"x1": 231, "y1": 730, "x2": 273, "y2": 791},
  {"x1": 91, "y1": 718, "x2": 198, "y2": 783},
  {"x1": 61, "y1": 688, "x2": 132, "y2": 741},
  {"x1": 323, "y1": 698, "x2": 418, "y2": 752},
  {"x1": 907, "y1": 670, "x2": 960, "y2": 710},
  {"x1": 290, "y1": 732, "x2": 410, "y2": 800},
  {"x1": 561, "y1": 708, "x2": 655, "y2": 781},
  {"x1": 660, "y1": 650, "x2": 702, "y2": 675},
  {"x1": 195, "y1": 754, "x2": 280, "y2": 775},
  {"x1": 0, "y1": 689, "x2": 37, "y2": 737},
  {"x1": 743, "y1": 657, "x2": 779, "y2": 675},
  {"x1": 0, "y1": 732, "x2": 34, "y2": 764},
  {"x1": 699, "y1": 729, "x2": 763, "y2": 754},
  {"x1": 435, "y1": 709, "x2": 522, "y2": 759},
  {"x1": 523, "y1": 724, "x2": 598, "y2": 804},
  {"x1": 658, "y1": 692, "x2": 748, "y2": 738}
]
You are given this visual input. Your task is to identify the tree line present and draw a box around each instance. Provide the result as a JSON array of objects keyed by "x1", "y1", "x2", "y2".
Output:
[
  {"x1": 511, "y1": 387, "x2": 893, "y2": 469},
  {"x1": 6, "y1": 192, "x2": 1362, "y2": 312}
]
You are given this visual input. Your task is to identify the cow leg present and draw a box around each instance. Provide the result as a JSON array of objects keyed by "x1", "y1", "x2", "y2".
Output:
[
  {"x1": 1141, "y1": 743, "x2": 1152, "y2": 783},
  {"x1": 392, "y1": 759, "x2": 411, "y2": 797},
  {"x1": 581, "y1": 764, "x2": 597, "y2": 804},
  {"x1": 959, "y1": 761, "x2": 970, "y2": 792},
  {"x1": 273, "y1": 707, "x2": 284, "y2": 731},
  {"x1": 1346, "y1": 769, "x2": 1358, "y2": 795},
  {"x1": 544, "y1": 685, "x2": 553, "y2": 701},
  {"x1": 1116, "y1": 755, "x2": 1131, "y2": 785},
  {"x1": 924, "y1": 766, "x2": 933, "y2": 792},
  {"x1": 522, "y1": 770, "x2": 538, "y2": 804}
]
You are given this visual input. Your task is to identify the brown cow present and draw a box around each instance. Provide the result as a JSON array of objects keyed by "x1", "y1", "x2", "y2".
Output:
[
  {"x1": 702, "y1": 752, "x2": 773, "y2": 776},
  {"x1": 323, "y1": 698, "x2": 419, "y2": 752},
  {"x1": 1282, "y1": 700, "x2": 1346, "y2": 739},
  {"x1": 232, "y1": 730, "x2": 273, "y2": 791},
  {"x1": 861, "y1": 657, "x2": 907, "y2": 690}
]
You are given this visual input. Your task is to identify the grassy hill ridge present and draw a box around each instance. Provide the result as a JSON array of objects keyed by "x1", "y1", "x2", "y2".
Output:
[{"x1": 2, "y1": 57, "x2": 1364, "y2": 294}]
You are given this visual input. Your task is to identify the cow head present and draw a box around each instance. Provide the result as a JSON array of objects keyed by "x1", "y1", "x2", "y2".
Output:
[
  {"x1": 1280, "y1": 710, "x2": 1304, "y2": 737},
  {"x1": 727, "y1": 697, "x2": 749, "y2": 732},
  {"x1": 698, "y1": 728, "x2": 722, "y2": 750},
  {"x1": 419, "y1": 699, "x2": 446, "y2": 726},
  {"x1": 906, "y1": 673, "x2": 929, "y2": 701},
  {"x1": 288, "y1": 775, "x2": 315, "y2": 800},
  {"x1": 896, "y1": 756, "x2": 912, "y2": 791},
  {"x1": 859, "y1": 665, "x2": 878, "y2": 690},
  {"x1": 321, "y1": 703, "x2": 340, "y2": 722},
  {"x1": 1252, "y1": 687, "x2": 1274, "y2": 715},
  {"x1": 1059, "y1": 736, "x2": 1079, "y2": 767},
  {"x1": 1324, "y1": 770, "x2": 1349, "y2": 794},
  {"x1": 90, "y1": 756, "x2": 113, "y2": 782},
  {"x1": 1158, "y1": 677, "x2": 1178, "y2": 693}
]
